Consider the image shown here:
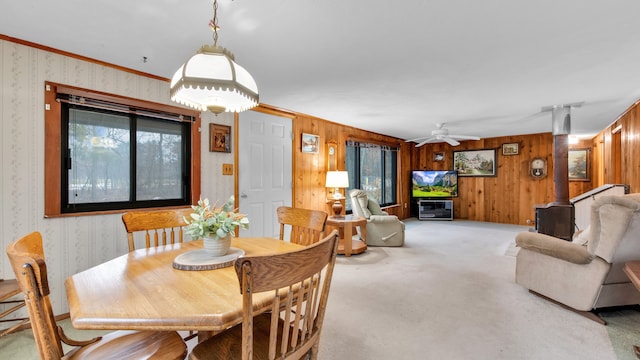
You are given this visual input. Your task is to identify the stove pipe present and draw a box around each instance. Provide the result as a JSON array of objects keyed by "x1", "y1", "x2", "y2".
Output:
[{"x1": 551, "y1": 106, "x2": 571, "y2": 205}]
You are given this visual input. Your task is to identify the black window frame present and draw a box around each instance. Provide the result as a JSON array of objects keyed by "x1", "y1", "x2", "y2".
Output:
[
  {"x1": 346, "y1": 141, "x2": 398, "y2": 209},
  {"x1": 60, "y1": 98, "x2": 193, "y2": 213}
]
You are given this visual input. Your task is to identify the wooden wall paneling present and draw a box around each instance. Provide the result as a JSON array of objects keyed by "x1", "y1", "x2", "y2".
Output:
[
  {"x1": 611, "y1": 128, "x2": 622, "y2": 184},
  {"x1": 498, "y1": 137, "x2": 519, "y2": 223},
  {"x1": 615, "y1": 107, "x2": 629, "y2": 191},
  {"x1": 603, "y1": 128, "x2": 613, "y2": 185},
  {"x1": 294, "y1": 116, "x2": 324, "y2": 212},
  {"x1": 588, "y1": 99, "x2": 639, "y2": 195},
  {"x1": 517, "y1": 136, "x2": 534, "y2": 224},
  {"x1": 313, "y1": 119, "x2": 326, "y2": 211},
  {"x1": 633, "y1": 106, "x2": 640, "y2": 192},
  {"x1": 621, "y1": 105, "x2": 639, "y2": 192},
  {"x1": 485, "y1": 138, "x2": 503, "y2": 223},
  {"x1": 626, "y1": 106, "x2": 639, "y2": 192},
  {"x1": 591, "y1": 134, "x2": 604, "y2": 187},
  {"x1": 289, "y1": 98, "x2": 640, "y2": 225},
  {"x1": 518, "y1": 133, "x2": 552, "y2": 224},
  {"x1": 423, "y1": 133, "x2": 558, "y2": 225},
  {"x1": 292, "y1": 114, "x2": 411, "y2": 217},
  {"x1": 398, "y1": 142, "x2": 414, "y2": 218}
]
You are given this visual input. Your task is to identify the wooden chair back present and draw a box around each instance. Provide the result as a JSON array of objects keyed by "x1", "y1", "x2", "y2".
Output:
[
  {"x1": 6, "y1": 231, "x2": 187, "y2": 360},
  {"x1": 6, "y1": 232, "x2": 63, "y2": 359},
  {"x1": 0, "y1": 278, "x2": 29, "y2": 336},
  {"x1": 277, "y1": 206, "x2": 328, "y2": 246},
  {"x1": 189, "y1": 230, "x2": 339, "y2": 360},
  {"x1": 122, "y1": 208, "x2": 192, "y2": 251}
]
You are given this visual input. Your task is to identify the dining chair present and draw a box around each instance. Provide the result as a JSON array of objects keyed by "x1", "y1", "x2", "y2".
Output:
[
  {"x1": 6, "y1": 231, "x2": 188, "y2": 360},
  {"x1": 122, "y1": 208, "x2": 193, "y2": 252},
  {"x1": 123, "y1": 207, "x2": 200, "y2": 342},
  {"x1": 189, "y1": 229, "x2": 340, "y2": 360},
  {"x1": 277, "y1": 206, "x2": 328, "y2": 246},
  {"x1": 0, "y1": 278, "x2": 29, "y2": 336}
]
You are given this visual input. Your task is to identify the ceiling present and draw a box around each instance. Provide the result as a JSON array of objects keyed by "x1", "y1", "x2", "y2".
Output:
[{"x1": 3, "y1": 0, "x2": 640, "y2": 143}]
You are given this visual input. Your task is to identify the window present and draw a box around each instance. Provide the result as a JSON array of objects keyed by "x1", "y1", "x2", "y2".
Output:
[
  {"x1": 45, "y1": 82, "x2": 201, "y2": 216},
  {"x1": 345, "y1": 140, "x2": 398, "y2": 210}
]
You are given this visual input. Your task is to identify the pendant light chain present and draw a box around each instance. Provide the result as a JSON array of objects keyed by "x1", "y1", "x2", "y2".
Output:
[{"x1": 211, "y1": 0, "x2": 219, "y2": 46}]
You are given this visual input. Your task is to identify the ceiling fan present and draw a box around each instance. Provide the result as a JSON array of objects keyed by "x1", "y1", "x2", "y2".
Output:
[{"x1": 406, "y1": 123, "x2": 480, "y2": 147}]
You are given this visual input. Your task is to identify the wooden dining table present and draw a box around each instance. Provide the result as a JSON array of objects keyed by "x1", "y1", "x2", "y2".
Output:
[{"x1": 65, "y1": 237, "x2": 303, "y2": 334}]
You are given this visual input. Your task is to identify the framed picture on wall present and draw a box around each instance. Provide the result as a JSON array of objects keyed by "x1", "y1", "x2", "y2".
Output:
[
  {"x1": 502, "y1": 143, "x2": 519, "y2": 155},
  {"x1": 209, "y1": 123, "x2": 231, "y2": 153},
  {"x1": 453, "y1": 148, "x2": 497, "y2": 177},
  {"x1": 301, "y1": 133, "x2": 320, "y2": 153},
  {"x1": 433, "y1": 152, "x2": 444, "y2": 162},
  {"x1": 568, "y1": 148, "x2": 590, "y2": 181}
]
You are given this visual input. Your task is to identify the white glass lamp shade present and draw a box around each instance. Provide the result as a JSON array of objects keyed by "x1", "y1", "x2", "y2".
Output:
[
  {"x1": 170, "y1": 45, "x2": 259, "y2": 114},
  {"x1": 326, "y1": 171, "x2": 349, "y2": 188},
  {"x1": 326, "y1": 171, "x2": 349, "y2": 199}
]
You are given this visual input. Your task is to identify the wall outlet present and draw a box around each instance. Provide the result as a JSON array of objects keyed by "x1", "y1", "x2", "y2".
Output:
[{"x1": 222, "y1": 164, "x2": 233, "y2": 175}]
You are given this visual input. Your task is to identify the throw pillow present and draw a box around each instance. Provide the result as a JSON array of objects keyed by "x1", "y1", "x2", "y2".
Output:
[
  {"x1": 357, "y1": 195, "x2": 371, "y2": 218},
  {"x1": 368, "y1": 199, "x2": 384, "y2": 215}
]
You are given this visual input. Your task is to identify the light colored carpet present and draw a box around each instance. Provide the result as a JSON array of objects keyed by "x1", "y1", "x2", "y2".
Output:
[
  {"x1": 320, "y1": 219, "x2": 638, "y2": 360},
  {"x1": 2, "y1": 219, "x2": 639, "y2": 359}
]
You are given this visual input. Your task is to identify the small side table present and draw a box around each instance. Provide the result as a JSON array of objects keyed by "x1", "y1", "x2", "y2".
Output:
[
  {"x1": 326, "y1": 215, "x2": 367, "y2": 257},
  {"x1": 623, "y1": 261, "x2": 640, "y2": 359}
]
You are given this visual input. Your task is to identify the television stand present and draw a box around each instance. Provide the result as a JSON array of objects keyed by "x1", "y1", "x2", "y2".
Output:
[{"x1": 418, "y1": 199, "x2": 453, "y2": 220}]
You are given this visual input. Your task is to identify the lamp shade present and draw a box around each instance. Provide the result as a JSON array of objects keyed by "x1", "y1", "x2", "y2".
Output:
[
  {"x1": 170, "y1": 45, "x2": 259, "y2": 114},
  {"x1": 326, "y1": 171, "x2": 349, "y2": 188}
]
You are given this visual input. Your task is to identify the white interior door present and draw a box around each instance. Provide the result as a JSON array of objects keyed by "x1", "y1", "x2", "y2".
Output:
[{"x1": 238, "y1": 111, "x2": 292, "y2": 238}]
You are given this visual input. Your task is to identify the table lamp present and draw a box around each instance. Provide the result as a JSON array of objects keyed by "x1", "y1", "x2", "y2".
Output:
[{"x1": 326, "y1": 171, "x2": 349, "y2": 217}]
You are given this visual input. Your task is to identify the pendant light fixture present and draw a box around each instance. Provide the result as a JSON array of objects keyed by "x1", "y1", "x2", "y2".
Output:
[{"x1": 170, "y1": 0, "x2": 259, "y2": 114}]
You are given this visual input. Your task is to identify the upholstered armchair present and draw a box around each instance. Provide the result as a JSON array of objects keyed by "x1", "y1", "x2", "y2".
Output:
[
  {"x1": 348, "y1": 189, "x2": 404, "y2": 247},
  {"x1": 515, "y1": 193, "x2": 640, "y2": 322}
]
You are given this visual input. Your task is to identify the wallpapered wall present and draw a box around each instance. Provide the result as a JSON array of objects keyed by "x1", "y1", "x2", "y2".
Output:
[{"x1": 0, "y1": 39, "x2": 233, "y2": 315}]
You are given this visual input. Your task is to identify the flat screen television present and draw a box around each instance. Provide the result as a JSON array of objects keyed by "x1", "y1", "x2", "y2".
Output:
[{"x1": 411, "y1": 170, "x2": 458, "y2": 198}]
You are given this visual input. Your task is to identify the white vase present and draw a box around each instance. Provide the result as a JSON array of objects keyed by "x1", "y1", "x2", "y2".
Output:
[{"x1": 203, "y1": 234, "x2": 232, "y2": 257}]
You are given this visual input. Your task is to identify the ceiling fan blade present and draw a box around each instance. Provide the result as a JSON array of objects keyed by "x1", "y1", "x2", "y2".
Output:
[
  {"x1": 406, "y1": 135, "x2": 431, "y2": 142},
  {"x1": 415, "y1": 138, "x2": 437, "y2": 147},
  {"x1": 449, "y1": 134, "x2": 480, "y2": 140},
  {"x1": 443, "y1": 137, "x2": 460, "y2": 146}
]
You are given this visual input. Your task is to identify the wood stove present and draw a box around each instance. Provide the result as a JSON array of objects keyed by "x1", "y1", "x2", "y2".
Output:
[{"x1": 535, "y1": 203, "x2": 575, "y2": 241}]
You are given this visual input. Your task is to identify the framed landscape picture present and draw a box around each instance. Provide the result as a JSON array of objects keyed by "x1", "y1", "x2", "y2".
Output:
[
  {"x1": 568, "y1": 148, "x2": 589, "y2": 181},
  {"x1": 301, "y1": 133, "x2": 319, "y2": 153},
  {"x1": 453, "y1": 149, "x2": 497, "y2": 177}
]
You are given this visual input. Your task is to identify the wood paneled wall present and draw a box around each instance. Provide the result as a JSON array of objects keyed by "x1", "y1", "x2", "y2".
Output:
[
  {"x1": 285, "y1": 106, "x2": 574, "y2": 225},
  {"x1": 590, "y1": 99, "x2": 640, "y2": 193},
  {"x1": 411, "y1": 133, "x2": 556, "y2": 225},
  {"x1": 270, "y1": 98, "x2": 640, "y2": 226},
  {"x1": 290, "y1": 113, "x2": 412, "y2": 219}
]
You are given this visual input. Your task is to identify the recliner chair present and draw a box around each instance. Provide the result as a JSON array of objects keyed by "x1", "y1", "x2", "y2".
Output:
[
  {"x1": 348, "y1": 189, "x2": 404, "y2": 247},
  {"x1": 515, "y1": 193, "x2": 640, "y2": 323}
]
